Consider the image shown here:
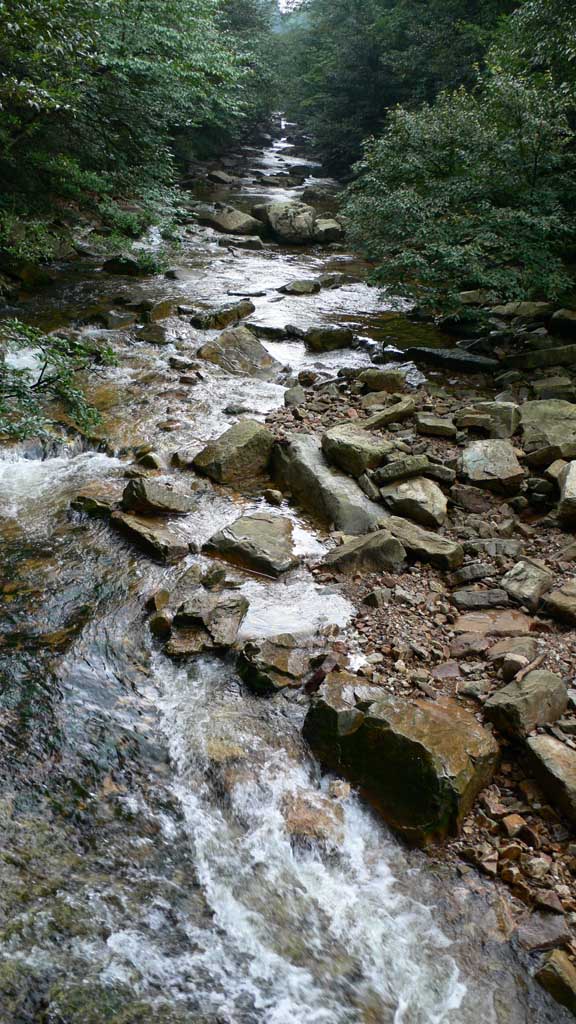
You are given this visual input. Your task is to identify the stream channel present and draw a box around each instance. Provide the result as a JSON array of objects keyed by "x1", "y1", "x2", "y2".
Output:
[{"x1": 0, "y1": 122, "x2": 568, "y2": 1023}]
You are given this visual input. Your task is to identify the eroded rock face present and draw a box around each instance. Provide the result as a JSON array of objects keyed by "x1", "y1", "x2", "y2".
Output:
[
  {"x1": 121, "y1": 479, "x2": 196, "y2": 516},
  {"x1": 272, "y1": 434, "x2": 383, "y2": 535},
  {"x1": 484, "y1": 670, "x2": 567, "y2": 736},
  {"x1": 237, "y1": 633, "x2": 313, "y2": 694},
  {"x1": 321, "y1": 424, "x2": 394, "y2": 478},
  {"x1": 461, "y1": 440, "x2": 525, "y2": 495},
  {"x1": 198, "y1": 326, "x2": 281, "y2": 381},
  {"x1": 204, "y1": 512, "x2": 299, "y2": 577},
  {"x1": 527, "y1": 734, "x2": 576, "y2": 825},
  {"x1": 321, "y1": 531, "x2": 406, "y2": 575},
  {"x1": 281, "y1": 791, "x2": 344, "y2": 845},
  {"x1": 111, "y1": 512, "x2": 190, "y2": 563},
  {"x1": 379, "y1": 476, "x2": 447, "y2": 529},
  {"x1": 304, "y1": 689, "x2": 498, "y2": 844},
  {"x1": 193, "y1": 419, "x2": 274, "y2": 484}
]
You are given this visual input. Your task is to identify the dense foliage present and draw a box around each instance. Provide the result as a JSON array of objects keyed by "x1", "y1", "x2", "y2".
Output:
[
  {"x1": 0, "y1": 321, "x2": 117, "y2": 439},
  {"x1": 0, "y1": 0, "x2": 278, "y2": 264}
]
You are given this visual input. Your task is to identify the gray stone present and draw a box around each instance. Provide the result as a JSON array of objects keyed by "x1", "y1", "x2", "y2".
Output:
[
  {"x1": 272, "y1": 434, "x2": 383, "y2": 535},
  {"x1": 520, "y1": 400, "x2": 576, "y2": 466},
  {"x1": 204, "y1": 512, "x2": 299, "y2": 577},
  {"x1": 321, "y1": 531, "x2": 406, "y2": 575},
  {"x1": 403, "y1": 347, "x2": 499, "y2": 374},
  {"x1": 121, "y1": 479, "x2": 195, "y2": 516},
  {"x1": 462, "y1": 439, "x2": 525, "y2": 495},
  {"x1": 237, "y1": 634, "x2": 313, "y2": 694},
  {"x1": 485, "y1": 670, "x2": 567, "y2": 736},
  {"x1": 500, "y1": 559, "x2": 554, "y2": 611},
  {"x1": 385, "y1": 516, "x2": 464, "y2": 570},
  {"x1": 172, "y1": 588, "x2": 249, "y2": 649},
  {"x1": 321, "y1": 424, "x2": 394, "y2": 478},
  {"x1": 303, "y1": 691, "x2": 498, "y2": 844},
  {"x1": 558, "y1": 461, "x2": 576, "y2": 525},
  {"x1": 533, "y1": 377, "x2": 576, "y2": 402},
  {"x1": 198, "y1": 326, "x2": 281, "y2": 381},
  {"x1": 542, "y1": 581, "x2": 576, "y2": 625},
  {"x1": 111, "y1": 512, "x2": 189, "y2": 563},
  {"x1": 452, "y1": 589, "x2": 509, "y2": 611},
  {"x1": 448, "y1": 562, "x2": 493, "y2": 588},
  {"x1": 284, "y1": 385, "x2": 306, "y2": 408},
  {"x1": 193, "y1": 419, "x2": 274, "y2": 484},
  {"x1": 415, "y1": 413, "x2": 456, "y2": 439},
  {"x1": 358, "y1": 368, "x2": 406, "y2": 393},
  {"x1": 527, "y1": 734, "x2": 576, "y2": 825},
  {"x1": 305, "y1": 326, "x2": 354, "y2": 352},
  {"x1": 471, "y1": 401, "x2": 520, "y2": 439},
  {"x1": 490, "y1": 301, "x2": 553, "y2": 319},
  {"x1": 380, "y1": 476, "x2": 448, "y2": 529},
  {"x1": 363, "y1": 396, "x2": 416, "y2": 429},
  {"x1": 279, "y1": 279, "x2": 320, "y2": 295},
  {"x1": 263, "y1": 200, "x2": 317, "y2": 243},
  {"x1": 314, "y1": 217, "x2": 344, "y2": 243},
  {"x1": 464, "y1": 538, "x2": 523, "y2": 558},
  {"x1": 373, "y1": 455, "x2": 430, "y2": 485},
  {"x1": 190, "y1": 299, "x2": 254, "y2": 330},
  {"x1": 199, "y1": 204, "x2": 263, "y2": 235}
]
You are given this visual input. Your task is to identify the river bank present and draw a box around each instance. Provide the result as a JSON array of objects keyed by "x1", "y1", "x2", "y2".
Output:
[{"x1": 0, "y1": 120, "x2": 573, "y2": 1022}]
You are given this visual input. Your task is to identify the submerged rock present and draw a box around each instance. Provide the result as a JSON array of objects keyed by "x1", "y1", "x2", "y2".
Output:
[
  {"x1": 273, "y1": 434, "x2": 383, "y2": 535},
  {"x1": 204, "y1": 512, "x2": 299, "y2": 577},
  {"x1": 304, "y1": 690, "x2": 498, "y2": 844},
  {"x1": 198, "y1": 325, "x2": 281, "y2": 381},
  {"x1": 193, "y1": 419, "x2": 274, "y2": 484}
]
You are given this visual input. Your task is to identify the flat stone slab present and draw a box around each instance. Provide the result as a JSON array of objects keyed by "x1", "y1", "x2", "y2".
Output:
[
  {"x1": 204, "y1": 512, "x2": 299, "y2": 577},
  {"x1": 121, "y1": 478, "x2": 196, "y2": 516},
  {"x1": 542, "y1": 581, "x2": 576, "y2": 625},
  {"x1": 111, "y1": 512, "x2": 189, "y2": 563},
  {"x1": 321, "y1": 423, "x2": 394, "y2": 478},
  {"x1": 484, "y1": 670, "x2": 567, "y2": 737},
  {"x1": 273, "y1": 434, "x2": 383, "y2": 535},
  {"x1": 453, "y1": 609, "x2": 533, "y2": 636},
  {"x1": 520, "y1": 400, "x2": 576, "y2": 466},
  {"x1": 384, "y1": 516, "x2": 464, "y2": 570}
]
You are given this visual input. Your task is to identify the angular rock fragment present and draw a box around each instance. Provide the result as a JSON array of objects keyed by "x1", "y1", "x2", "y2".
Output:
[
  {"x1": 193, "y1": 419, "x2": 274, "y2": 484},
  {"x1": 321, "y1": 531, "x2": 406, "y2": 574},
  {"x1": 520, "y1": 400, "x2": 576, "y2": 466},
  {"x1": 111, "y1": 512, "x2": 189, "y2": 563},
  {"x1": 484, "y1": 670, "x2": 567, "y2": 736},
  {"x1": 380, "y1": 476, "x2": 447, "y2": 529},
  {"x1": 527, "y1": 735, "x2": 576, "y2": 825},
  {"x1": 536, "y1": 949, "x2": 576, "y2": 1015},
  {"x1": 204, "y1": 512, "x2": 299, "y2": 577},
  {"x1": 558, "y1": 461, "x2": 576, "y2": 525},
  {"x1": 237, "y1": 633, "x2": 313, "y2": 694},
  {"x1": 415, "y1": 413, "x2": 456, "y2": 439},
  {"x1": 172, "y1": 589, "x2": 249, "y2": 650},
  {"x1": 121, "y1": 478, "x2": 196, "y2": 516},
  {"x1": 500, "y1": 559, "x2": 553, "y2": 611},
  {"x1": 384, "y1": 516, "x2": 464, "y2": 570},
  {"x1": 542, "y1": 581, "x2": 576, "y2": 625},
  {"x1": 190, "y1": 299, "x2": 255, "y2": 330},
  {"x1": 304, "y1": 326, "x2": 354, "y2": 352},
  {"x1": 461, "y1": 439, "x2": 525, "y2": 495},
  {"x1": 321, "y1": 424, "x2": 394, "y2": 478}
]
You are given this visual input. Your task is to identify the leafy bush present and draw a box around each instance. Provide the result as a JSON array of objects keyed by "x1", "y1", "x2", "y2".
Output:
[{"x1": 0, "y1": 321, "x2": 117, "y2": 439}]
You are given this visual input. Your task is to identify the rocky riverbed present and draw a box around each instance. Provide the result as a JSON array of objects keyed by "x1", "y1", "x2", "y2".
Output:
[{"x1": 1, "y1": 120, "x2": 575, "y2": 1022}]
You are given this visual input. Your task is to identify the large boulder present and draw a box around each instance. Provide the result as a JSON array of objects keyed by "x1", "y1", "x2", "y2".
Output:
[
  {"x1": 272, "y1": 434, "x2": 383, "y2": 535},
  {"x1": 384, "y1": 515, "x2": 464, "y2": 570},
  {"x1": 484, "y1": 670, "x2": 567, "y2": 736},
  {"x1": 237, "y1": 633, "x2": 313, "y2": 694},
  {"x1": 198, "y1": 204, "x2": 263, "y2": 236},
  {"x1": 305, "y1": 326, "x2": 354, "y2": 352},
  {"x1": 121, "y1": 479, "x2": 195, "y2": 516},
  {"x1": 461, "y1": 439, "x2": 525, "y2": 495},
  {"x1": 190, "y1": 299, "x2": 255, "y2": 330},
  {"x1": 304, "y1": 690, "x2": 498, "y2": 844},
  {"x1": 192, "y1": 419, "x2": 274, "y2": 484},
  {"x1": 111, "y1": 512, "x2": 189, "y2": 563},
  {"x1": 204, "y1": 512, "x2": 299, "y2": 577},
  {"x1": 379, "y1": 476, "x2": 447, "y2": 529},
  {"x1": 322, "y1": 531, "x2": 406, "y2": 575},
  {"x1": 520, "y1": 400, "x2": 576, "y2": 466},
  {"x1": 527, "y1": 734, "x2": 576, "y2": 825},
  {"x1": 263, "y1": 200, "x2": 316, "y2": 243},
  {"x1": 321, "y1": 424, "x2": 394, "y2": 478},
  {"x1": 198, "y1": 326, "x2": 281, "y2": 381},
  {"x1": 313, "y1": 218, "x2": 344, "y2": 243}
]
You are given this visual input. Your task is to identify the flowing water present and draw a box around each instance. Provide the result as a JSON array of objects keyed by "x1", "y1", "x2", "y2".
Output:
[{"x1": 0, "y1": 122, "x2": 568, "y2": 1023}]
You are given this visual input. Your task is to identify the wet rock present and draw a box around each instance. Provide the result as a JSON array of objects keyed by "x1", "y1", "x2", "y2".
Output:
[
  {"x1": 70, "y1": 493, "x2": 116, "y2": 517},
  {"x1": 111, "y1": 512, "x2": 189, "y2": 563},
  {"x1": 304, "y1": 326, "x2": 354, "y2": 352},
  {"x1": 204, "y1": 512, "x2": 299, "y2": 577},
  {"x1": 304, "y1": 691, "x2": 498, "y2": 844},
  {"x1": 272, "y1": 434, "x2": 383, "y2": 534},
  {"x1": 403, "y1": 347, "x2": 499, "y2": 373},
  {"x1": 217, "y1": 235, "x2": 264, "y2": 251},
  {"x1": 199, "y1": 203, "x2": 263, "y2": 235},
  {"x1": 284, "y1": 384, "x2": 306, "y2": 408},
  {"x1": 558, "y1": 462, "x2": 576, "y2": 526},
  {"x1": 237, "y1": 634, "x2": 313, "y2": 694},
  {"x1": 321, "y1": 423, "x2": 394, "y2": 478},
  {"x1": 551, "y1": 309, "x2": 576, "y2": 335},
  {"x1": 198, "y1": 325, "x2": 281, "y2": 381},
  {"x1": 542, "y1": 582, "x2": 576, "y2": 626},
  {"x1": 520, "y1": 400, "x2": 576, "y2": 466},
  {"x1": 172, "y1": 588, "x2": 249, "y2": 650},
  {"x1": 145, "y1": 298, "x2": 176, "y2": 322},
  {"x1": 102, "y1": 256, "x2": 143, "y2": 276},
  {"x1": 415, "y1": 413, "x2": 457, "y2": 439},
  {"x1": 314, "y1": 218, "x2": 344, "y2": 243},
  {"x1": 321, "y1": 531, "x2": 406, "y2": 574},
  {"x1": 461, "y1": 439, "x2": 525, "y2": 495},
  {"x1": 500, "y1": 559, "x2": 554, "y2": 611},
  {"x1": 358, "y1": 368, "x2": 406, "y2": 393},
  {"x1": 527, "y1": 735, "x2": 576, "y2": 824},
  {"x1": 484, "y1": 670, "x2": 567, "y2": 737},
  {"x1": 102, "y1": 309, "x2": 138, "y2": 329},
  {"x1": 139, "y1": 324, "x2": 171, "y2": 345},
  {"x1": 279, "y1": 279, "x2": 321, "y2": 295},
  {"x1": 516, "y1": 912, "x2": 571, "y2": 952},
  {"x1": 190, "y1": 299, "x2": 255, "y2": 330},
  {"x1": 380, "y1": 476, "x2": 447, "y2": 529},
  {"x1": 192, "y1": 419, "x2": 274, "y2": 484},
  {"x1": 263, "y1": 200, "x2": 317, "y2": 243},
  {"x1": 384, "y1": 515, "x2": 464, "y2": 570},
  {"x1": 536, "y1": 950, "x2": 576, "y2": 1015},
  {"x1": 121, "y1": 478, "x2": 195, "y2": 516},
  {"x1": 453, "y1": 609, "x2": 533, "y2": 636},
  {"x1": 282, "y1": 791, "x2": 344, "y2": 844}
]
